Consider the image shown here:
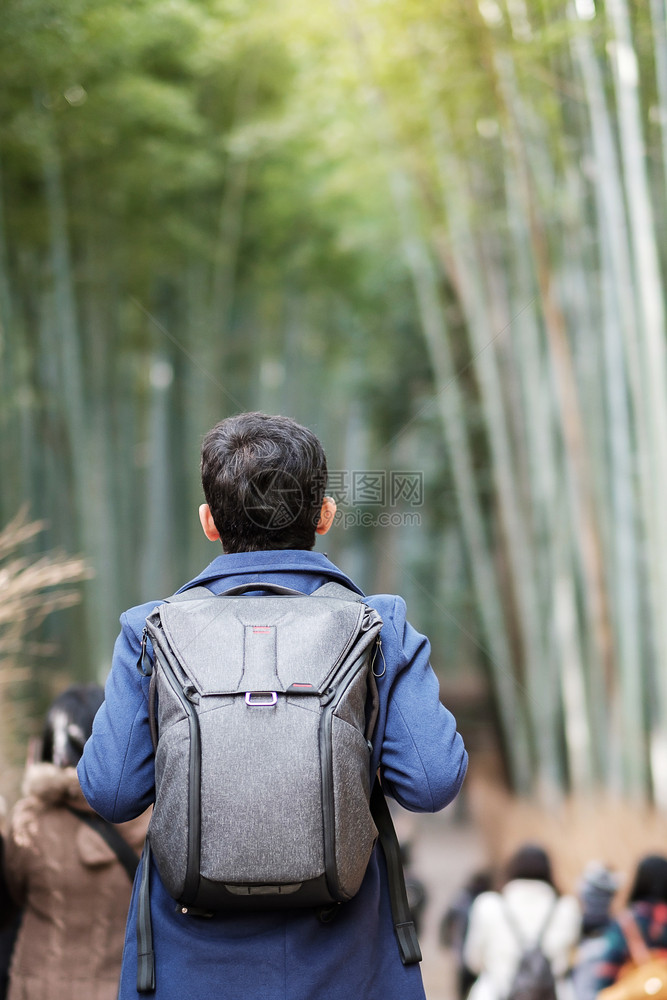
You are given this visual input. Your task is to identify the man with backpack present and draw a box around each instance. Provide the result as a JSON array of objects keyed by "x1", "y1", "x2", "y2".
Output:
[{"x1": 78, "y1": 411, "x2": 468, "y2": 1000}]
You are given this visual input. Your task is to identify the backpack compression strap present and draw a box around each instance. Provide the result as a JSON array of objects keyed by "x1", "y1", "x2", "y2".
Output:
[{"x1": 370, "y1": 783, "x2": 423, "y2": 965}]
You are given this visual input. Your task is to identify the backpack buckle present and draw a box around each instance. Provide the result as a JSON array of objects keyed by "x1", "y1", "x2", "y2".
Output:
[{"x1": 245, "y1": 691, "x2": 278, "y2": 707}]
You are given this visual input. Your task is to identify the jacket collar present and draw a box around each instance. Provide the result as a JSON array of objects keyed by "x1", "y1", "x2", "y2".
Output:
[{"x1": 179, "y1": 548, "x2": 365, "y2": 596}]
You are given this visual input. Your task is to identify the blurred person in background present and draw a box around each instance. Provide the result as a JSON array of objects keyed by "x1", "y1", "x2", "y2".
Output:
[
  {"x1": 463, "y1": 843, "x2": 581, "y2": 1000},
  {"x1": 594, "y1": 854, "x2": 667, "y2": 995},
  {"x1": 570, "y1": 862, "x2": 620, "y2": 1000},
  {"x1": 440, "y1": 869, "x2": 495, "y2": 1000},
  {"x1": 3, "y1": 684, "x2": 149, "y2": 1000}
]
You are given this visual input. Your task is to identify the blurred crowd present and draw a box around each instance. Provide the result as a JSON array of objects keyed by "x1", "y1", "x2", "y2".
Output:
[{"x1": 440, "y1": 843, "x2": 667, "y2": 1000}]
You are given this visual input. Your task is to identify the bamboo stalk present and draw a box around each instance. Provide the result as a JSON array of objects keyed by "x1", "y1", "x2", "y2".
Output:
[
  {"x1": 38, "y1": 100, "x2": 117, "y2": 677},
  {"x1": 430, "y1": 133, "x2": 564, "y2": 796},
  {"x1": 476, "y1": 26, "x2": 616, "y2": 741},
  {"x1": 336, "y1": 0, "x2": 532, "y2": 790},
  {"x1": 605, "y1": 0, "x2": 667, "y2": 805},
  {"x1": 570, "y1": 11, "x2": 649, "y2": 795},
  {"x1": 648, "y1": 0, "x2": 667, "y2": 203},
  {"x1": 500, "y1": 145, "x2": 599, "y2": 791}
]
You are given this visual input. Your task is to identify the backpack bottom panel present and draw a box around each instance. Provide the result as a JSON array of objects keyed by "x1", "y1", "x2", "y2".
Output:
[{"x1": 181, "y1": 871, "x2": 338, "y2": 912}]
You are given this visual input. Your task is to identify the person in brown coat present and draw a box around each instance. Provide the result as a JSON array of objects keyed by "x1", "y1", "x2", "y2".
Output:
[{"x1": 3, "y1": 684, "x2": 149, "y2": 1000}]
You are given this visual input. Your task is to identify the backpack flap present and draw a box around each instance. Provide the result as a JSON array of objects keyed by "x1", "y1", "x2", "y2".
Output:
[{"x1": 147, "y1": 592, "x2": 377, "y2": 697}]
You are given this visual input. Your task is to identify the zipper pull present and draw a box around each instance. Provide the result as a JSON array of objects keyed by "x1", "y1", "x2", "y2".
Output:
[
  {"x1": 137, "y1": 628, "x2": 153, "y2": 676},
  {"x1": 372, "y1": 637, "x2": 386, "y2": 679}
]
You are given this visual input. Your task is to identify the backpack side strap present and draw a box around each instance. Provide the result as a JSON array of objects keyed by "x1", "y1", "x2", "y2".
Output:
[{"x1": 370, "y1": 782, "x2": 422, "y2": 966}]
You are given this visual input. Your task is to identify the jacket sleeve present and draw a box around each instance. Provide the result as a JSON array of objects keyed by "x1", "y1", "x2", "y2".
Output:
[
  {"x1": 77, "y1": 611, "x2": 156, "y2": 823},
  {"x1": 373, "y1": 596, "x2": 467, "y2": 812}
]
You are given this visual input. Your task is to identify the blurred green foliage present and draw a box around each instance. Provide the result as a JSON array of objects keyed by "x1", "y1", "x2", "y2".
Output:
[{"x1": 4, "y1": 0, "x2": 667, "y2": 801}]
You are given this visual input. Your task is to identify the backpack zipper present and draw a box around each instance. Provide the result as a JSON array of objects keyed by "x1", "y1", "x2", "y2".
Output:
[
  {"x1": 150, "y1": 644, "x2": 202, "y2": 904},
  {"x1": 318, "y1": 626, "x2": 383, "y2": 901}
]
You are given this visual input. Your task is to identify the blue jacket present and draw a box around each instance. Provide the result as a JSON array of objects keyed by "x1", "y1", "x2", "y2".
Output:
[{"x1": 78, "y1": 549, "x2": 468, "y2": 1000}]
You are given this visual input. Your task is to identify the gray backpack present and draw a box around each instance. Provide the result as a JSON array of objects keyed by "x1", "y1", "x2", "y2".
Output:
[
  {"x1": 504, "y1": 900, "x2": 558, "y2": 1000},
  {"x1": 135, "y1": 581, "x2": 421, "y2": 992}
]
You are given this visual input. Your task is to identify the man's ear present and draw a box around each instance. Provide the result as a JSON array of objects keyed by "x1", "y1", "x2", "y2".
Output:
[
  {"x1": 199, "y1": 503, "x2": 221, "y2": 542},
  {"x1": 315, "y1": 497, "x2": 337, "y2": 536}
]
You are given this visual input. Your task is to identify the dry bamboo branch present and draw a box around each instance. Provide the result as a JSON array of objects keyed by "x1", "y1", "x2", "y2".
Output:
[{"x1": 0, "y1": 511, "x2": 90, "y2": 799}]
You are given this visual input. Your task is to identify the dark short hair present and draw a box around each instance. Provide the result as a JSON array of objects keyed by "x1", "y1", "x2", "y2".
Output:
[
  {"x1": 41, "y1": 683, "x2": 105, "y2": 768},
  {"x1": 504, "y1": 843, "x2": 556, "y2": 889},
  {"x1": 628, "y1": 855, "x2": 667, "y2": 904},
  {"x1": 201, "y1": 412, "x2": 328, "y2": 553}
]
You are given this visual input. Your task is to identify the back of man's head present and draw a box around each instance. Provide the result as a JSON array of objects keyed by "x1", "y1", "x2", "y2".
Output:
[{"x1": 201, "y1": 412, "x2": 328, "y2": 553}]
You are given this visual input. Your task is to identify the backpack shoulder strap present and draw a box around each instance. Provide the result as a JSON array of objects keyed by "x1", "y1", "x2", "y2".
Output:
[
  {"x1": 311, "y1": 581, "x2": 364, "y2": 602},
  {"x1": 502, "y1": 896, "x2": 527, "y2": 948},
  {"x1": 502, "y1": 894, "x2": 557, "y2": 949},
  {"x1": 536, "y1": 897, "x2": 558, "y2": 946},
  {"x1": 163, "y1": 585, "x2": 213, "y2": 604},
  {"x1": 136, "y1": 840, "x2": 155, "y2": 993},
  {"x1": 66, "y1": 807, "x2": 140, "y2": 883},
  {"x1": 370, "y1": 782, "x2": 422, "y2": 966}
]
